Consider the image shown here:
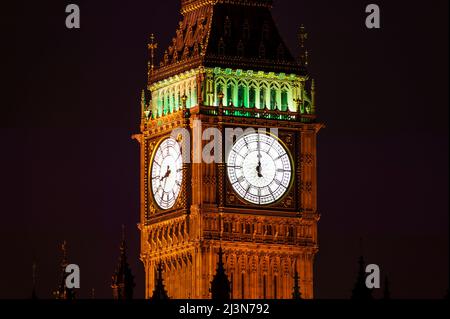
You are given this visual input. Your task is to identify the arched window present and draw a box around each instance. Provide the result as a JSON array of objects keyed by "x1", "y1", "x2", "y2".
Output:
[
  {"x1": 281, "y1": 90, "x2": 288, "y2": 111},
  {"x1": 260, "y1": 87, "x2": 266, "y2": 109},
  {"x1": 215, "y1": 79, "x2": 225, "y2": 106},
  {"x1": 270, "y1": 88, "x2": 277, "y2": 110},
  {"x1": 249, "y1": 87, "x2": 256, "y2": 108},
  {"x1": 158, "y1": 93, "x2": 163, "y2": 116},
  {"x1": 238, "y1": 84, "x2": 246, "y2": 107},
  {"x1": 171, "y1": 91, "x2": 175, "y2": 112},
  {"x1": 227, "y1": 82, "x2": 234, "y2": 106},
  {"x1": 185, "y1": 87, "x2": 191, "y2": 108},
  {"x1": 164, "y1": 91, "x2": 169, "y2": 114}
]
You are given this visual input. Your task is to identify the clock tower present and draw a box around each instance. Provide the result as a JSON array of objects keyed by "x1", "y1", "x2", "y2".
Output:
[{"x1": 134, "y1": 0, "x2": 323, "y2": 299}]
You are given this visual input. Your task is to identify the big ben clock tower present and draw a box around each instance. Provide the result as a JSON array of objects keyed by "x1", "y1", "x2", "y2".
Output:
[{"x1": 134, "y1": 0, "x2": 323, "y2": 299}]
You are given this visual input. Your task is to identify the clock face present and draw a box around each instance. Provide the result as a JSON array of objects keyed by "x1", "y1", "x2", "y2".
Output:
[
  {"x1": 227, "y1": 133, "x2": 293, "y2": 205},
  {"x1": 150, "y1": 137, "x2": 183, "y2": 210}
]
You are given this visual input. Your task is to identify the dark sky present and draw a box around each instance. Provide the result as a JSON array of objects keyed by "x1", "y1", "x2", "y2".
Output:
[{"x1": 0, "y1": 0, "x2": 448, "y2": 299}]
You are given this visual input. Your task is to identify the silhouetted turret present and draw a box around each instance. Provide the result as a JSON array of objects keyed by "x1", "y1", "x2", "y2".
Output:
[
  {"x1": 351, "y1": 255, "x2": 373, "y2": 300},
  {"x1": 150, "y1": 261, "x2": 170, "y2": 300},
  {"x1": 53, "y1": 241, "x2": 75, "y2": 300},
  {"x1": 292, "y1": 261, "x2": 302, "y2": 299},
  {"x1": 111, "y1": 226, "x2": 135, "y2": 300},
  {"x1": 211, "y1": 246, "x2": 231, "y2": 300}
]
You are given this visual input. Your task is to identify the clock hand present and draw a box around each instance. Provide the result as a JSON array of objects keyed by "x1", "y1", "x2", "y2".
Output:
[
  {"x1": 256, "y1": 161, "x2": 263, "y2": 178},
  {"x1": 160, "y1": 165, "x2": 171, "y2": 181},
  {"x1": 163, "y1": 176, "x2": 168, "y2": 191},
  {"x1": 256, "y1": 135, "x2": 263, "y2": 178}
]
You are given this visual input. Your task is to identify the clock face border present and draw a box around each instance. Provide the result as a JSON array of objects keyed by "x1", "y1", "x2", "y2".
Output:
[
  {"x1": 149, "y1": 136, "x2": 183, "y2": 211},
  {"x1": 225, "y1": 131, "x2": 296, "y2": 208}
]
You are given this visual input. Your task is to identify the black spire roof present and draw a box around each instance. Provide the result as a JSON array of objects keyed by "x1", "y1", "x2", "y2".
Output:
[
  {"x1": 150, "y1": 261, "x2": 170, "y2": 300},
  {"x1": 210, "y1": 246, "x2": 231, "y2": 300},
  {"x1": 111, "y1": 226, "x2": 135, "y2": 300},
  {"x1": 292, "y1": 262, "x2": 302, "y2": 299},
  {"x1": 351, "y1": 255, "x2": 373, "y2": 300},
  {"x1": 150, "y1": 0, "x2": 304, "y2": 82}
]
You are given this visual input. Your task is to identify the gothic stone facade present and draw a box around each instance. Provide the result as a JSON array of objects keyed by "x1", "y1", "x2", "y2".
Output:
[{"x1": 134, "y1": 0, "x2": 323, "y2": 299}]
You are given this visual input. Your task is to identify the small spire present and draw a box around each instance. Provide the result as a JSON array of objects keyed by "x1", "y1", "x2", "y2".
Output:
[
  {"x1": 148, "y1": 34, "x2": 158, "y2": 75},
  {"x1": 351, "y1": 254, "x2": 373, "y2": 300},
  {"x1": 298, "y1": 24, "x2": 307, "y2": 48},
  {"x1": 181, "y1": 94, "x2": 188, "y2": 109},
  {"x1": 292, "y1": 259, "x2": 302, "y2": 299},
  {"x1": 151, "y1": 261, "x2": 170, "y2": 300},
  {"x1": 141, "y1": 90, "x2": 146, "y2": 118},
  {"x1": 61, "y1": 240, "x2": 68, "y2": 268},
  {"x1": 211, "y1": 246, "x2": 231, "y2": 300},
  {"x1": 218, "y1": 92, "x2": 224, "y2": 107},
  {"x1": 297, "y1": 24, "x2": 309, "y2": 69},
  {"x1": 121, "y1": 224, "x2": 126, "y2": 250},
  {"x1": 54, "y1": 240, "x2": 75, "y2": 300},
  {"x1": 112, "y1": 225, "x2": 135, "y2": 300}
]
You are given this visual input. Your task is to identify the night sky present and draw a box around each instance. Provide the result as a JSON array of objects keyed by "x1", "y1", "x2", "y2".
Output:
[{"x1": 0, "y1": 0, "x2": 448, "y2": 299}]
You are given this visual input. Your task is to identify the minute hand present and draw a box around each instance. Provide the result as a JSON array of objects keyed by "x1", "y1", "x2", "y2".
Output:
[{"x1": 256, "y1": 139, "x2": 263, "y2": 177}]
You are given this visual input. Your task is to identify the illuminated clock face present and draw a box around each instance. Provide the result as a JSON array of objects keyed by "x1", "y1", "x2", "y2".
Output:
[
  {"x1": 150, "y1": 137, "x2": 183, "y2": 210},
  {"x1": 227, "y1": 133, "x2": 292, "y2": 205}
]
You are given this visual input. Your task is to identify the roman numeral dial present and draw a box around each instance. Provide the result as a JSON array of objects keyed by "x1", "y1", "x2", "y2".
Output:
[
  {"x1": 150, "y1": 137, "x2": 183, "y2": 210},
  {"x1": 227, "y1": 132, "x2": 293, "y2": 205}
]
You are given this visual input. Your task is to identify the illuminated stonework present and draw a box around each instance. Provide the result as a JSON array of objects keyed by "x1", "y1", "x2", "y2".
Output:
[
  {"x1": 150, "y1": 67, "x2": 313, "y2": 119},
  {"x1": 134, "y1": 0, "x2": 322, "y2": 299}
]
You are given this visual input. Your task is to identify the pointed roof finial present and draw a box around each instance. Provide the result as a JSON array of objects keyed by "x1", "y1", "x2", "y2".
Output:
[
  {"x1": 211, "y1": 246, "x2": 231, "y2": 300},
  {"x1": 351, "y1": 249, "x2": 373, "y2": 300},
  {"x1": 150, "y1": 261, "x2": 170, "y2": 300},
  {"x1": 141, "y1": 90, "x2": 146, "y2": 106},
  {"x1": 111, "y1": 226, "x2": 135, "y2": 300},
  {"x1": 54, "y1": 240, "x2": 75, "y2": 300},
  {"x1": 61, "y1": 240, "x2": 68, "y2": 268},
  {"x1": 298, "y1": 24, "x2": 309, "y2": 68},
  {"x1": 148, "y1": 33, "x2": 158, "y2": 75},
  {"x1": 298, "y1": 24, "x2": 307, "y2": 48},
  {"x1": 292, "y1": 259, "x2": 302, "y2": 299}
]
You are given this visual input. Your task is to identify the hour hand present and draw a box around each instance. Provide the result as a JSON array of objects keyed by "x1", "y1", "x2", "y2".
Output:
[
  {"x1": 256, "y1": 161, "x2": 263, "y2": 178},
  {"x1": 160, "y1": 166, "x2": 171, "y2": 181}
]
